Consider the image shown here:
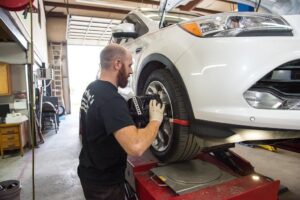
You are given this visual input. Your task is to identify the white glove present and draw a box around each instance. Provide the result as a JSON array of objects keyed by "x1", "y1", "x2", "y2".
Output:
[{"x1": 149, "y1": 99, "x2": 165, "y2": 124}]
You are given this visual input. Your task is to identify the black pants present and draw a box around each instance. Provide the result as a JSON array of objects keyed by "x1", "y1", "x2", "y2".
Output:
[{"x1": 80, "y1": 180, "x2": 125, "y2": 200}]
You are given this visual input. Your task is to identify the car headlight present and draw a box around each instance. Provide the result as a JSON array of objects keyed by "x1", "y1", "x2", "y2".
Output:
[
  {"x1": 179, "y1": 12, "x2": 292, "y2": 37},
  {"x1": 244, "y1": 90, "x2": 300, "y2": 110}
]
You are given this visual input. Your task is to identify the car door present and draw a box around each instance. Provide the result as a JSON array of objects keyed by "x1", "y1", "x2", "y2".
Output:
[{"x1": 116, "y1": 13, "x2": 149, "y2": 98}]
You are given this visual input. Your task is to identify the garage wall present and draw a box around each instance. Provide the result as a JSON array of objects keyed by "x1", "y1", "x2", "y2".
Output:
[
  {"x1": 46, "y1": 17, "x2": 67, "y2": 42},
  {"x1": 8, "y1": 0, "x2": 48, "y2": 66}
]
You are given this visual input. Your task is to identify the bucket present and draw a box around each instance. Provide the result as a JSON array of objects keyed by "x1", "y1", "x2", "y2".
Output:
[{"x1": 0, "y1": 180, "x2": 21, "y2": 200}]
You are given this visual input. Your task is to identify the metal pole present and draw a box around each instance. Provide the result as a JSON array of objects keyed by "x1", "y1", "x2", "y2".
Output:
[
  {"x1": 28, "y1": 1, "x2": 36, "y2": 200},
  {"x1": 159, "y1": 0, "x2": 168, "y2": 28}
]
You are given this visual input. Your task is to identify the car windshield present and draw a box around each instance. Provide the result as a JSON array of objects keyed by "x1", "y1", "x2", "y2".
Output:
[{"x1": 141, "y1": 10, "x2": 199, "y2": 24}]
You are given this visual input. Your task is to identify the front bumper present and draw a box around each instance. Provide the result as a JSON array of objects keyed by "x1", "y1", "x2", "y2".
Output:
[{"x1": 174, "y1": 33, "x2": 300, "y2": 130}]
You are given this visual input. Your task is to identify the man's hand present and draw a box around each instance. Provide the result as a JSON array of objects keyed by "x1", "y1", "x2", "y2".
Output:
[
  {"x1": 114, "y1": 99, "x2": 165, "y2": 157},
  {"x1": 149, "y1": 99, "x2": 165, "y2": 123}
]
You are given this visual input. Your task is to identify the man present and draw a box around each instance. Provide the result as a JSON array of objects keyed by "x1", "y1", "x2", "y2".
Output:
[{"x1": 78, "y1": 44, "x2": 165, "y2": 200}]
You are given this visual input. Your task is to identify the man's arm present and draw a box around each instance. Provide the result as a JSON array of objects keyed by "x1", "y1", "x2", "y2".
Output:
[
  {"x1": 114, "y1": 100, "x2": 165, "y2": 157},
  {"x1": 114, "y1": 121, "x2": 160, "y2": 156}
]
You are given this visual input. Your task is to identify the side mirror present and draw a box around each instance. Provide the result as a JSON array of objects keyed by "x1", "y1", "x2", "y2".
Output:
[{"x1": 112, "y1": 23, "x2": 138, "y2": 39}]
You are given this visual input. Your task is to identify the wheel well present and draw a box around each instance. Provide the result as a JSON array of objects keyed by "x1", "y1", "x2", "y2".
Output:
[
  {"x1": 137, "y1": 61, "x2": 165, "y2": 95},
  {"x1": 137, "y1": 59, "x2": 195, "y2": 119}
]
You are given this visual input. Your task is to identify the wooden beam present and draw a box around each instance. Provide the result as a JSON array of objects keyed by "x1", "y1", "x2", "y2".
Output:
[
  {"x1": 180, "y1": 0, "x2": 204, "y2": 11},
  {"x1": 45, "y1": 0, "x2": 221, "y2": 16},
  {"x1": 44, "y1": 1, "x2": 130, "y2": 14},
  {"x1": 118, "y1": 0, "x2": 157, "y2": 4},
  {"x1": 46, "y1": 6, "x2": 57, "y2": 15},
  {"x1": 217, "y1": 0, "x2": 238, "y2": 4},
  {"x1": 46, "y1": 11, "x2": 124, "y2": 20},
  {"x1": 46, "y1": 11, "x2": 66, "y2": 18},
  {"x1": 118, "y1": 0, "x2": 220, "y2": 13},
  {"x1": 192, "y1": 7, "x2": 219, "y2": 14}
]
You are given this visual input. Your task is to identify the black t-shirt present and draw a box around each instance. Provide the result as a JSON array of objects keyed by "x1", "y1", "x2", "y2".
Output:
[{"x1": 78, "y1": 80, "x2": 134, "y2": 185}]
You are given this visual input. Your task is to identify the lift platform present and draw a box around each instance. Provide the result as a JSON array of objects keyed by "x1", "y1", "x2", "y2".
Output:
[{"x1": 125, "y1": 147, "x2": 280, "y2": 200}]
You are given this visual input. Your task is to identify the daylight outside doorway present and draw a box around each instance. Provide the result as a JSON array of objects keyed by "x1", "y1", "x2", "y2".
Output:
[{"x1": 68, "y1": 45, "x2": 104, "y2": 113}]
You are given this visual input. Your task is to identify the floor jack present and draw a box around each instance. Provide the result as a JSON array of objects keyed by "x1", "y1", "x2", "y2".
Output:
[{"x1": 124, "y1": 144, "x2": 281, "y2": 200}]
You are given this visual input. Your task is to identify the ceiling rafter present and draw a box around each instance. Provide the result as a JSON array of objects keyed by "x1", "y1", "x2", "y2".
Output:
[
  {"x1": 46, "y1": 11, "x2": 66, "y2": 18},
  {"x1": 44, "y1": 1, "x2": 130, "y2": 15},
  {"x1": 117, "y1": 0, "x2": 220, "y2": 13},
  {"x1": 122, "y1": 0, "x2": 220, "y2": 13},
  {"x1": 217, "y1": 0, "x2": 238, "y2": 4},
  {"x1": 179, "y1": 0, "x2": 204, "y2": 11},
  {"x1": 46, "y1": 6, "x2": 57, "y2": 15},
  {"x1": 44, "y1": 0, "x2": 220, "y2": 17}
]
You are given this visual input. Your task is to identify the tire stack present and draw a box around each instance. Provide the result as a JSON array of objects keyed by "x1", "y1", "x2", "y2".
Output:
[{"x1": 0, "y1": 180, "x2": 21, "y2": 200}]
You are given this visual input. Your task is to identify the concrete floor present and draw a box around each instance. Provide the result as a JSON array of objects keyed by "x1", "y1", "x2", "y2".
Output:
[
  {"x1": 0, "y1": 113, "x2": 84, "y2": 200},
  {"x1": 232, "y1": 143, "x2": 300, "y2": 200},
  {"x1": 0, "y1": 113, "x2": 299, "y2": 200}
]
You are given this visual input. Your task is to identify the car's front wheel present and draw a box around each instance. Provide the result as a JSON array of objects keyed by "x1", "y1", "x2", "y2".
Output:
[{"x1": 143, "y1": 69, "x2": 202, "y2": 163}]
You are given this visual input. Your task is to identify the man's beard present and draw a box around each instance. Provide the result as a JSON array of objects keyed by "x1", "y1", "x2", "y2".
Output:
[{"x1": 117, "y1": 63, "x2": 128, "y2": 88}]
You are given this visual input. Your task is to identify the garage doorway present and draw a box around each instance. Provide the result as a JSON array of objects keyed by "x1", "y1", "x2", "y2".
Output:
[{"x1": 67, "y1": 45, "x2": 104, "y2": 113}]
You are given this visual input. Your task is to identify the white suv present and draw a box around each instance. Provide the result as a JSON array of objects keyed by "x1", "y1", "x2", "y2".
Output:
[{"x1": 112, "y1": 9, "x2": 300, "y2": 162}]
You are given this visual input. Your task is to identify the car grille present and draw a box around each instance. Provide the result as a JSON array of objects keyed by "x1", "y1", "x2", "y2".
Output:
[{"x1": 254, "y1": 59, "x2": 300, "y2": 97}]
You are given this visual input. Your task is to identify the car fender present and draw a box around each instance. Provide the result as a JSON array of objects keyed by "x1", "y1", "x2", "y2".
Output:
[{"x1": 136, "y1": 53, "x2": 195, "y2": 119}]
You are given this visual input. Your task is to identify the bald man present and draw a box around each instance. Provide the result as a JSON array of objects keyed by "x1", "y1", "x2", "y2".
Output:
[{"x1": 78, "y1": 44, "x2": 164, "y2": 200}]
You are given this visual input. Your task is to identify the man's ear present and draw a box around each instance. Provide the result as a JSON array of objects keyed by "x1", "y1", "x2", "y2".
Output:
[{"x1": 114, "y1": 60, "x2": 122, "y2": 70}]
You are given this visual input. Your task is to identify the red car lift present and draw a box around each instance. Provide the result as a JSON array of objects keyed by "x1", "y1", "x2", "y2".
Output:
[{"x1": 125, "y1": 146, "x2": 280, "y2": 200}]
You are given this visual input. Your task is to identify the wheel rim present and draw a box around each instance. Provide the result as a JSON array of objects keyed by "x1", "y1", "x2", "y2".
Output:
[{"x1": 146, "y1": 81, "x2": 173, "y2": 152}]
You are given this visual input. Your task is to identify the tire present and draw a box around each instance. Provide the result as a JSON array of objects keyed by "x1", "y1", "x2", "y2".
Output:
[
  {"x1": 143, "y1": 69, "x2": 202, "y2": 163},
  {"x1": 58, "y1": 105, "x2": 65, "y2": 117}
]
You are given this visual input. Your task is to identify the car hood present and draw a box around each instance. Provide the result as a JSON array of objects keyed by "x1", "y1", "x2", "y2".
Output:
[{"x1": 232, "y1": 0, "x2": 300, "y2": 15}]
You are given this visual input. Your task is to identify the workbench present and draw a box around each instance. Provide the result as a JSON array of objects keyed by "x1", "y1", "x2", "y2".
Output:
[{"x1": 0, "y1": 120, "x2": 28, "y2": 158}]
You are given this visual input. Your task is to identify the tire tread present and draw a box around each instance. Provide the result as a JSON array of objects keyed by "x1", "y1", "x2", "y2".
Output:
[{"x1": 145, "y1": 69, "x2": 202, "y2": 163}]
